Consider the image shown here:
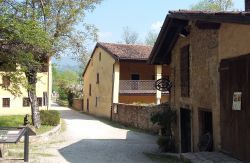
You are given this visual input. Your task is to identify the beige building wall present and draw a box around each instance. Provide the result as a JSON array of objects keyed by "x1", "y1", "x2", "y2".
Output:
[
  {"x1": 0, "y1": 71, "x2": 50, "y2": 115},
  {"x1": 83, "y1": 47, "x2": 116, "y2": 118},
  {"x1": 219, "y1": 23, "x2": 250, "y2": 60}
]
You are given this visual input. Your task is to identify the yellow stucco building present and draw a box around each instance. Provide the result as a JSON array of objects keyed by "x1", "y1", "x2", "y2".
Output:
[
  {"x1": 82, "y1": 42, "x2": 169, "y2": 118},
  {"x1": 0, "y1": 58, "x2": 52, "y2": 115}
]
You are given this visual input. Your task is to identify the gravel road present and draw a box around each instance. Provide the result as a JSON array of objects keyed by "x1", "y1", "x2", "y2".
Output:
[{"x1": 34, "y1": 103, "x2": 159, "y2": 163}]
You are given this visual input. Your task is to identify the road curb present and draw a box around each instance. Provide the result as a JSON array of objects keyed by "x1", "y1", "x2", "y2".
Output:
[{"x1": 31, "y1": 123, "x2": 61, "y2": 143}]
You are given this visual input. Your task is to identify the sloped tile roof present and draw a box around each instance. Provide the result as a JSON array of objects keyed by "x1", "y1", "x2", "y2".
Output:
[{"x1": 98, "y1": 42, "x2": 152, "y2": 61}]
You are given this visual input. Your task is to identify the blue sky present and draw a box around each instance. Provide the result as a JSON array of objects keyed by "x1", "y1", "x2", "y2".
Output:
[
  {"x1": 54, "y1": 0, "x2": 244, "y2": 69},
  {"x1": 86, "y1": 0, "x2": 244, "y2": 43}
]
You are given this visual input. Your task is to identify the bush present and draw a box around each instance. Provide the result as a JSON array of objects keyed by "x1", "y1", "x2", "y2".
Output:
[
  {"x1": 58, "y1": 87, "x2": 68, "y2": 100},
  {"x1": 67, "y1": 90, "x2": 74, "y2": 107},
  {"x1": 40, "y1": 110, "x2": 60, "y2": 126},
  {"x1": 151, "y1": 104, "x2": 177, "y2": 152},
  {"x1": 157, "y1": 136, "x2": 176, "y2": 152}
]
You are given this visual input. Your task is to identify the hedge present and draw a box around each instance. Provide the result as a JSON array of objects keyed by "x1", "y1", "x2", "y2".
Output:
[{"x1": 40, "y1": 110, "x2": 60, "y2": 126}]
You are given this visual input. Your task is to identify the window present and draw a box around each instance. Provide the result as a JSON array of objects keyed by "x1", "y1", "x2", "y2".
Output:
[
  {"x1": 89, "y1": 84, "x2": 91, "y2": 96},
  {"x1": 37, "y1": 97, "x2": 42, "y2": 107},
  {"x1": 95, "y1": 97, "x2": 98, "y2": 107},
  {"x1": 96, "y1": 73, "x2": 99, "y2": 84},
  {"x1": 23, "y1": 98, "x2": 30, "y2": 107},
  {"x1": 131, "y1": 74, "x2": 140, "y2": 80},
  {"x1": 99, "y1": 52, "x2": 101, "y2": 61},
  {"x1": 2, "y1": 98, "x2": 10, "y2": 107},
  {"x1": 2, "y1": 76, "x2": 10, "y2": 88},
  {"x1": 180, "y1": 45, "x2": 190, "y2": 97}
]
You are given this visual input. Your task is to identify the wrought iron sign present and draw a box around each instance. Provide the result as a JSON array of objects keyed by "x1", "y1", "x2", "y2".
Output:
[{"x1": 154, "y1": 78, "x2": 172, "y2": 92}]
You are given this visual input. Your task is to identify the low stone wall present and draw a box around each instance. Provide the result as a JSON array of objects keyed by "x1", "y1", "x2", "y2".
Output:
[
  {"x1": 72, "y1": 98, "x2": 83, "y2": 111},
  {"x1": 112, "y1": 103, "x2": 164, "y2": 132}
]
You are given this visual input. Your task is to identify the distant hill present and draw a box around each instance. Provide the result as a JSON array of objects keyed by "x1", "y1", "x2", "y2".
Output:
[{"x1": 52, "y1": 56, "x2": 81, "y2": 72}]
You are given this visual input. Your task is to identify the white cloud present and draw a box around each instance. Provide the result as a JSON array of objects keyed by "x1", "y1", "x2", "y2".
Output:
[
  {"x1": 151, "y1": 21, "x2": 163, "y2": 31},
  {"x1": 98, "y1": 31, "x2": 113, "y2": 42}
]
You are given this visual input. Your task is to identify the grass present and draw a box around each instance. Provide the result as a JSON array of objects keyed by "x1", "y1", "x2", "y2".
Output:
[
  {"x1": 0, "y1": 115, "x2": 56, "y2": 135},
  {"x1": 144, "y1": 152, "x2": 192, "y2": 163},
  {"x1": 0, "y1": 115, "x2": 24, "y2": 127}
]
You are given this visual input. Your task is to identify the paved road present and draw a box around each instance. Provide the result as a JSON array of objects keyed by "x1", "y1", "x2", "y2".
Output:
[{"x1": 37, "y1": 103, "x2": 159, "y2": 163}]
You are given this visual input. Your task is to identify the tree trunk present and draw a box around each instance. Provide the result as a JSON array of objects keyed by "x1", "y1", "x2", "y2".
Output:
[
  {"x1": 25, "y1": 68, "x2": 41, "y2": 128},
  {"x1": 28, "y1": 85, "x2": 41, "y2": 128}
]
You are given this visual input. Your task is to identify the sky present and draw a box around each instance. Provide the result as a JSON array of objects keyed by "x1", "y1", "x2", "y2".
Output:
[{"x1": 54, "y1": 0, "x2": 244, "y2": 70}]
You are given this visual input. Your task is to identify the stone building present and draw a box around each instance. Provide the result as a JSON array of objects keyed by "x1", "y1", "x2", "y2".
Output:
[{"x1": 149, "y1": 10, "x2": 250, "y2": 162}]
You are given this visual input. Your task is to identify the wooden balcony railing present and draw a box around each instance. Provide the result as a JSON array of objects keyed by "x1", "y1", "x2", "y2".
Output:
[{"x1": 119, "y1": 80, "x2": 156, "y2": 94}]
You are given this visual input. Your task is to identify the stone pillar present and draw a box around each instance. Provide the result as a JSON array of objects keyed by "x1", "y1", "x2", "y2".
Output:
[
  {"x1": 155, "y1": 65, "x2": 162, "y2": 104},
  {"x1": 112, "y1": 63, "x2": 120, "y2": 104}
]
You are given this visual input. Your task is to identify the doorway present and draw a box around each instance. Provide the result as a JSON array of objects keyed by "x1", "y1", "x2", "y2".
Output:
[
  {"x1": 180, "y1": 108, "x2": 191, "y2": 153},
  {"x1": 131, "y1": 74, "x2": 140, "y2": 90},
  {"x1": 199, "y1": 110, "x2": 213, "y2": 151}
]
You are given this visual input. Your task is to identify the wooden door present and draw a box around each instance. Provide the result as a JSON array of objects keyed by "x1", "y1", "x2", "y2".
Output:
[
  {"x1": 220, "y1": 54, "x2": 250, "y2": 162},
  {"x1": 180, "y1": 108, "x2": 191, "y2": 153}
]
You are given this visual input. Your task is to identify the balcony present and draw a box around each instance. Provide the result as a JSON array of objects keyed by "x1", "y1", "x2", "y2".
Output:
[{"x1": 119, "y1": 80, "x2": 157, "y2": 94}]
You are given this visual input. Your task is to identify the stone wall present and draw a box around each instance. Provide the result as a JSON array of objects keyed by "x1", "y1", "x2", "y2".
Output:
[
  {"x1": 170, "y1": 22, "x2": 220, "y2": 152},
  {"x1": 112, "y1": 103, "x2": 164, "y2": 132},
  {"x1": 72, "y1": 98, "x2": 83, "y2": 111}
]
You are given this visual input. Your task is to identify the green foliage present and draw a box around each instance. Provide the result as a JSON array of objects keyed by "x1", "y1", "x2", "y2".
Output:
[
  {"x1": 52, "y1": 65, "x2": 79, "y2": 92},
  {"x1": 40, "y1": 110, "x2": 60, "y2": 126},
  {"x1": 0, "y1": 115, "x2": 26, "y2": 127},
  {"x1": 151, "y1": 104, "x2": 177, "y2": 152},
  {"x1": 151, "y1": 104, "x2": 176, "y2": 136},
  {"x1": 67, "y1": 91, "x2": 74, "y2": 107},
  {"x1": 52, "y1": 65, "x2": 82, "y2": 104},
  {"x1": 157, "y1": 136, "x2": 176, "y2": 152},
  {"x1": 58, "y1": 87, "x2": 68, "y2": 100},
  {"x1": 191, "y1": 0, "x2": 234, "y2": 11}
]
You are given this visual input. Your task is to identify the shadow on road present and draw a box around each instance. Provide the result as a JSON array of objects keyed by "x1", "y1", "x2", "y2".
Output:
[{"x1": 58, "y1": 131, "x2": 158, "y2": 163}]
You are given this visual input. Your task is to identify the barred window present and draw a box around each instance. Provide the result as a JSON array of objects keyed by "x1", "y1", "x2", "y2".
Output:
[
  {"x1": 23, "y1": 98, "x2": 30, "y2": 107},
  {"x1": 180, "y1": 45, "x2": 190, "y2": 97},
  {"x1": 37, "y1": 97, "x2": 42, "y2": 107},
  {"x1": 2, "y1": 98, "x2": 10, "y2": 107}
]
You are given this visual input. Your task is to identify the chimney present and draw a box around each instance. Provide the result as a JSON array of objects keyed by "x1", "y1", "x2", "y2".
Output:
[{"x1": 246, "y1": 0, "x2": 250, "y2": 11}]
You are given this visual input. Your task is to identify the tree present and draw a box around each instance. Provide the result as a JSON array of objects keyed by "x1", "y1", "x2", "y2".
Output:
[
  {"x1": 191, "y1": 0, "x2": 234, "y2": 11},
  {"x1": 121, "y1": 26, "x2": 139, "y2": 44},
  {"x1": 145, "y1": 31, "x2": 158, "y2": 46},
  {"x1": 0, "y1": 0, "x2": 101, "y2": 128}
]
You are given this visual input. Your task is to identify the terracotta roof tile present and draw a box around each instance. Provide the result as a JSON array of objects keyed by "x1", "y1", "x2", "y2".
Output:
[{"x1": 98, "y1": 42, "x2": 152, "y2": 60}]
